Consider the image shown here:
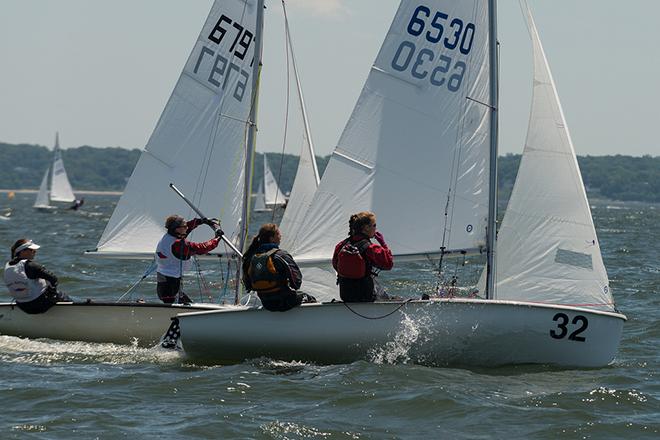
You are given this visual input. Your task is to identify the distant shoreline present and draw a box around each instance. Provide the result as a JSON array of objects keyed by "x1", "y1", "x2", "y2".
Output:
[{"x1": 0, "y1": 189, "x2": 123, "y2": 196}]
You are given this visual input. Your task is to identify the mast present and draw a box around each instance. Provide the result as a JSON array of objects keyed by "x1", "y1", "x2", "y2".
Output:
[
  {"x1": 283, "y1": 1, "x2": 320, "y2": 185},
  {"x1": 236, "y1": 0, "x2": 265, "y2": 303},
  {"x1": 485, "y1": 0, "x2": 499, "y2": 300}
]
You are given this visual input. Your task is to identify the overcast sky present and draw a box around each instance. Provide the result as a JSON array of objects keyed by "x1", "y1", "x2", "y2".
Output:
[{"x1": 0, "y1": 0, "x2": 657, "y2": 157}]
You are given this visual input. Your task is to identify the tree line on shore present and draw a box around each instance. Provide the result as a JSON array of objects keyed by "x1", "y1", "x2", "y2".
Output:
[{"x1": 1, "y1": 142, "x2": 658, "y2": 203}]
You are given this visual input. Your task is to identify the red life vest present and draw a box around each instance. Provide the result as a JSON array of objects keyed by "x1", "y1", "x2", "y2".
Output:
[{"x1": 336, "y1": 239, "x2": 371, "y2": 279}]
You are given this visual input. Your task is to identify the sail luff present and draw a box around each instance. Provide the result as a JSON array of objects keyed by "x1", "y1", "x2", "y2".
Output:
[
  {"x1": 284, "y1": 4, "x2": 320, "y2": 186},
  {"x1": 278, "y1": 2, "x2": 323, "y2": 247}
]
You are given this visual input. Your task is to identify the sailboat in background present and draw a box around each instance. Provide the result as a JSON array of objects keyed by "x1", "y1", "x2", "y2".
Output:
[
  {"x1": 33, "y1": 133, "x2": 77, "y2": 210},
  {"x1": 252, "y1": 156, "x2": 287, "y2": 213},
  {"x1": 178, "y1": 0, "x2": 625, "y2": 368},
  {"x1": 263, "y1": 155, "x2": 287, "y2": 208},
  {"x1": 253, "y1": 178, "x2": 269, "y2": 212}
]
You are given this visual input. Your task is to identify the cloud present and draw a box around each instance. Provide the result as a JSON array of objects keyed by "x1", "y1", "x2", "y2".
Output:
[{"x1": 286, "y1": 0, "x2": 349, "y2": 18}]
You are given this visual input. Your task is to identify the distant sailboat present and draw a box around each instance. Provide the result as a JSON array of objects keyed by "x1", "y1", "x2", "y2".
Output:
[
  {"x1": 263, "y1": 156, "x2": 287, "y2": 208},
  {"x1": 253, "y1": 179, "x2": 269, "y2": 213},
  {"x1": 33, "y1": 133, "x2": 77, "y2": 210}
]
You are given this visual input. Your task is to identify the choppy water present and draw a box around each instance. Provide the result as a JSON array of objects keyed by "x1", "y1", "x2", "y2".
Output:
[{"x1": 0, "y1": 193, "x2": 658, "y2": 439}]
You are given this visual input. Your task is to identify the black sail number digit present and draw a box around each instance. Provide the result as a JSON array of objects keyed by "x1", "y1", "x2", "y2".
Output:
[
  {"x1": 550, "y1": 313, "x2": 569, "y2": 339},
  {"x1": 568, "y1": 316, "x2": 589, "y2": 342}
]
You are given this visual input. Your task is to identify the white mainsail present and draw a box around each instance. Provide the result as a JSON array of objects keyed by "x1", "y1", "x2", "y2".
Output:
[
  {"x1": 94, "y1": 0, "x2": 261, "y2": 257},
  {"x1": 287, "y1": 1, "x2": 493, "y2": 264},
  {"x1": 49, "y1": 133, "x2": 76, "y2": 203},
  {"x1": 263, "y1": 156, "x2": 286, "y2": 207},
  {"x1": 484, "y1": 1, "x2": 615, "y2": 311},
  {"x1": 33, "y1": 168, "x2": 51, "y2": 208}
]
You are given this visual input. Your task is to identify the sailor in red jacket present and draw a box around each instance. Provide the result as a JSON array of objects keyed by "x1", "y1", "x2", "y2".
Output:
[
  {"x1": 332, "y1": 211, "x2": 393, "y2": 302},
  {"x1": 155, "y1": 214, "x2": 223, "y2": 304}
]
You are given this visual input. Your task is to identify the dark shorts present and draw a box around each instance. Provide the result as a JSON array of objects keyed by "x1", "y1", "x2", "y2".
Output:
[
  {"x1": 257, "y1": 289, "x2": 303, "y2": 312},
  {"x1": 338, "y1": 276, "x2": 375, "y2": 302},
  {"x1": 16, "y1": 287, "x2": 67, "y2": 314},
  {"x1": 156, "y1": 273, "x2": 192, "y2": 304}
]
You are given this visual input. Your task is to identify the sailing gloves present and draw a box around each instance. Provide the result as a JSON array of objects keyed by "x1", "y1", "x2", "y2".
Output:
[
  {"x1": 202, "y1": 217, "x2": 219, "y2": 227},
  {"x1": 374, "y1": 231, "x2": 387, "y2": 247},
  {"x1": 214, "y1": 228, "x2": 225, "y2": 238}
]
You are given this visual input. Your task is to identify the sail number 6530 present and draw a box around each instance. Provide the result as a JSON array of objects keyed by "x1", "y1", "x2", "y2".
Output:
[
  {"x1": 550, "y1": 313, "x2": 589, "y2": 342},
  {"x1": 407, "y1": 5, "x2": 476, "y2": 55}
]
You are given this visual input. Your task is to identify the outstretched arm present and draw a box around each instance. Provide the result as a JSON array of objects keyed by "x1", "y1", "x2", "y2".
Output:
[{"x1": 172, "y1": 237, "x2": 220, "y2": 259}]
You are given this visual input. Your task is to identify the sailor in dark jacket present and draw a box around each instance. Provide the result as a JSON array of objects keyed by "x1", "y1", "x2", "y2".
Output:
[
  {"x1": 242, "y1": 223, "x2": 306, "y2": 312},
  {"x1": 4, "y1": 238, "x2": 69, "y2": 314}
]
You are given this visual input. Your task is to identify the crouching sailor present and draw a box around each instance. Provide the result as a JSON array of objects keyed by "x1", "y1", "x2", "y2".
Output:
[
  {"x1": 4, "y1": 239, "x2": 69, "y2": 314},
  {"x1": 242, "y1": 224, "x2": 313, "y2": 312}
]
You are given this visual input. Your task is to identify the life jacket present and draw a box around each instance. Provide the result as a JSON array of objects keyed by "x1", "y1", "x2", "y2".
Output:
[
  {"x1": 336, "y1": 238, "x2": 371, "y2": 279},
  {"x1": 156, "y1": 233, "x2": 191, "y2": 278},
  {"x1": 248, "y1": 248, "x2": 287, "y2": 293},
  {"x1": 3, "y1": 259, "x2": 48, "y2": 303}
]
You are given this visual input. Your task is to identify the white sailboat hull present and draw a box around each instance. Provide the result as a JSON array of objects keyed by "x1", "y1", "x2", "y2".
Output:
[
  {"x1": 0, "y1": 302, "x2": 245, "y2": 347},
  {"x1": 178, "y1": 299, "x2": 625, "y2": 368}
]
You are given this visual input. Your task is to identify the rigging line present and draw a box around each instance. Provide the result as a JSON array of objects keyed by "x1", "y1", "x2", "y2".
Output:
[
  {"x1": 271, "y1": 0, "x2": 293, "y2": 223},
  {"x1": 115, "y1": 258, "x2": 157, "y2": 302},
  {"x1": 341, "y1": 299, "x2": 412, "y2": 320}
]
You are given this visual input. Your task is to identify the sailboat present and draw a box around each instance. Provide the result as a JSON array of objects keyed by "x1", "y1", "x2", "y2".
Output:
[
  {"x1": 252, "y1": 155, "x2": 288, "y2": 212},
  {"x1": 0, "y1": 0, "x2": 270, "y2": 346},
  {"x1": 176, "y1": 0, "x2": 626, "y2": 367},
  {"x1": 252, "y1": 178, "x2": 269, "y2": 212},
  {"x1": 33, "y1": 133, "x2": 77, "y2": 210},
  {"x1": 263, "y1": 155, "x2": 287, "y2": 208}
]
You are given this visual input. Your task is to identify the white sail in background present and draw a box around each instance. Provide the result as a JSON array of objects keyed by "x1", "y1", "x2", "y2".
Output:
[
  {"x1": 486, "y1": 1, "x2": 614, "y2": 311},
  {"x1": 94, "y1": 0, "x2": 261, "y2": 256},
  {"x1": 49, "y1": 133, "x2": 76, "y2": 203},
  {"x1": 263, "y1": 156, "x2": 286, "y2": 207},
  {"x1": 33, "y1": 168, "x2": 51, "y2": 208},
  {"x1": 288, "y1": 1, "x2": 492, "y2": 264},
  {"x1": 253, "y1": 180, "x2": 269, "y2": 212}
]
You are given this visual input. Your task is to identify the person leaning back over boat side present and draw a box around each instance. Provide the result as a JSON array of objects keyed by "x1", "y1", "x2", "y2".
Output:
[
  {"x1": 4, "y1": 239, "x2": 70, "y2": 314},
  {"x1": 242, "y1": 223, "x2": 311, "y2": 312},
  {"x1": 333, "y1": 211, "x2": 394, "y2": 302},
  {"x1": 155, "y1": 214, "x2": 223, "y2": 304}
]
